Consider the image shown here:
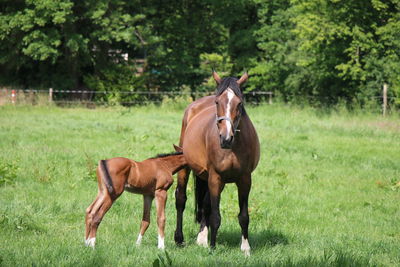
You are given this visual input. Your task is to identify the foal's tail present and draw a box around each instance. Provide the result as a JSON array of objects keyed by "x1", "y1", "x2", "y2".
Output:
[
  {"x1": 99, "y1": 160, "x2": 117, "y2": 199},
  {"x1": 194, "y1": 175, "x2": 208, "y2": 224}
]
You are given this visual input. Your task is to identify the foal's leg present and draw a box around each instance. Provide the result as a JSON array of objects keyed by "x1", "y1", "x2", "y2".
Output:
[
  {"x1": 155, "y1": 189, "x2": 167, "y2": 249},
  {"x1": 174, "y1": 166, "x2": 190, "y2": 245},
  {"x1": 85, "y1": 193, "x2": 114, "y2": 248},
  {"x1": 85, "y1": 194, "x2": 100, "y2": 240},
  {"x1": 136, "y1": 195, "x2": 153, "y2": 245},
  {"x1": 85, "y1": 193, "x2": 105, "y2": 246},
  {"x1": 237, "y1": 174, "x2": 252, "y2": 256}
]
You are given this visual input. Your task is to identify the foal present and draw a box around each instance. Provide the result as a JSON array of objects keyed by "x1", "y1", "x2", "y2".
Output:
[{"x1": 85, "y1": 145, "x2": 186, "y2": 249}]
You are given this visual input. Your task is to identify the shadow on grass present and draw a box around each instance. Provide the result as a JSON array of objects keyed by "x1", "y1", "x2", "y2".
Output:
[{"x1": 218, "y1": 229, "x2": 289, "y2": 249}]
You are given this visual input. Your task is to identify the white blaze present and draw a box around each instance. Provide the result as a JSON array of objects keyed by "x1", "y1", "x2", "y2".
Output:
[{"x1": 225, "y1": 88, "x2": 235, "y2": 139}]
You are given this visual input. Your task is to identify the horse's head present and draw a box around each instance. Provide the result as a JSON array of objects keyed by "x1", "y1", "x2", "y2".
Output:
[{"x1": 213, "y1": 71, "x2": 248, "y2": 149}]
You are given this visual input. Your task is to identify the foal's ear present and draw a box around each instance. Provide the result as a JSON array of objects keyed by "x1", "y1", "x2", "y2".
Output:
[
  {"x1": 173, "y1": 144, "x2": 183, "y2": 152},
  {"x1": 237, "y1": 72, "x2": 249, "y2": 86},
  {"x1": 212, "y1": 70, "x2": 221, "y2": 85}
]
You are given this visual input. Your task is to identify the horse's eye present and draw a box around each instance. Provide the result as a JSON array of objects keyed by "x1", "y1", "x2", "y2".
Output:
[{"x1": 215, "y1": 100, "x2": 219, "y2": 105}]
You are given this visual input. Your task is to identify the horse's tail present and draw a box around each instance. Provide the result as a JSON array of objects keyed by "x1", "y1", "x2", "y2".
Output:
[
  {"x1": 194, "y1": 175, "x2": 208, "y2": 224},
  {"x1": 99, "y1": 160, "x2": 116, "y2": 199}
]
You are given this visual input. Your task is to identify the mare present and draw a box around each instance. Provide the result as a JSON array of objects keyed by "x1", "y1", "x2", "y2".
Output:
[
  {"x1": 85, "y1": 145, "x2": 186, "y2": 249},
  {"x1": 174, "y1": 71, "x2": 260, "y2": 256}
]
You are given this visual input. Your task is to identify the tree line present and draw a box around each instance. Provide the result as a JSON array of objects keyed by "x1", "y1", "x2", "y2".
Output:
[{"x1": 1, "y1": 0, "x2": 399, "y2": 106}]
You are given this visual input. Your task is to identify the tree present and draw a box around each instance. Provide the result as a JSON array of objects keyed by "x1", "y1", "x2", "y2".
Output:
[{"x1": 0, "y1": 0, "x2": 148, "y2": 92}]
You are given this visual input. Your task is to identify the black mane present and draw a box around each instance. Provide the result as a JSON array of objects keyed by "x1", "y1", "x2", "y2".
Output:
[
  {"x1": 151, "y1": 151, "x2": 183, "y2": 159},
  {"x1": 215, "y1": 77, "x2": 243, "y2": 99}
]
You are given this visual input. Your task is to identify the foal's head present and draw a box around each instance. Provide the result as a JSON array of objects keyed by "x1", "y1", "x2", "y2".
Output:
[{"x1": 213, "y1": 71, "x2": 248, "y2": 149}]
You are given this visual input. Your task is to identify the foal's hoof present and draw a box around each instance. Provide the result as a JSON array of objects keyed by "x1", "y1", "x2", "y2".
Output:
[{"x1": 85, "y1": 237, "x2": 96, "y2": 248}]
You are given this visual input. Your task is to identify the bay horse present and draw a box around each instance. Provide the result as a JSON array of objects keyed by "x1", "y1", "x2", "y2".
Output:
[
  {"x1": 85, "y1": 145, "x2": 186, "y2": 249},
  {"x1": 174, "y1": 71, "x2": 260, "y2": 256}
]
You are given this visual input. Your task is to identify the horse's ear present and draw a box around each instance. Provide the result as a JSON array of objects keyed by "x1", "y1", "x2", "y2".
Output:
[
  {"x1": 212, "y1": 70, "x2": 221, "y2": 85},
  {"x1": 173, "y1": 144, "x2": 183, "y2": 152},
  {"x1": 237, "y1": 72, "x2": 249, "y2": 86}
]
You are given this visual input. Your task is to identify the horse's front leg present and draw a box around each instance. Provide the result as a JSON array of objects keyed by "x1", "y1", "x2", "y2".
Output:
[
  {"x1": 208, "y1": 170, "x2": 225, "y2": 249},
  {"x1": 237, "y1": 174, "x2": 252, "y2": 256},
  {"x1": 174, "y1": 166, "x2": 190, "y2": 245},
  {"x1": 155, "y1": 189, "x2": 167, "y2": 249}
]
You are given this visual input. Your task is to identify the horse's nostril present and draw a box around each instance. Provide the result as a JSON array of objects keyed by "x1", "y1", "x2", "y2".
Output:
[{"x1": 220, "y1": 134, "x2": 234, "y2": 149}]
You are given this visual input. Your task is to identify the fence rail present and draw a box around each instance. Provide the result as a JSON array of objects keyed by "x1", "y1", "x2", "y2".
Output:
[
  {"x1": 0, "y1": 88, "x2": 274, "y2": 105},
  {"x1": 0, "y1": 88, "x2": 398, "y2": 114}
]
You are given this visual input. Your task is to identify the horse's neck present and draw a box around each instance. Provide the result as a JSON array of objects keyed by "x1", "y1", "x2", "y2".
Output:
[{"x1": 158, "y1": 155, "x2": 186, "y2": 175}]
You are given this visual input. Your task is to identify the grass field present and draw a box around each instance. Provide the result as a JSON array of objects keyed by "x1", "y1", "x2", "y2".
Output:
[{"x1": 0, "y1": 103, "x2": 399, "y2": 266}]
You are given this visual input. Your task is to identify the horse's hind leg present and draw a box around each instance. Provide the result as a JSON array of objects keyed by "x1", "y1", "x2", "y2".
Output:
[
  {"x1": 237, "y1": 175, "x2": 252, "y2": 256},
  {"x1": 85, "y1": 194, "x2": 100, "y2": 240},
  {"x1": 136, "y1": 195, "x2": 153, "y2": 245},
  {"x1": 174, "y1": 166, "x2": 190, "y2": 245},
  {"x1": 85, "y1": 193, "x2": 114, "y2": 248},
  {"x1": 155, "y1": 189, "x2": 167, "y2": 249},
  {"x1": 196, "y1": 178, "x2": 210, "y2": 247}
]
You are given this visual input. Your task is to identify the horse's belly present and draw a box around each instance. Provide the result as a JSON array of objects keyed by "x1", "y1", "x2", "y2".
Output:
[
  {"x1": 184, "y1": 153, "x2": 207, "y2": 178},
  {"x1": 217, "y1": 164, "x2": 246, "y2": 183},
  {"x1": 182, "y1": 131, "x2": 207, "y2": 178},
  {"x1": 124, "y1": 181, "x2": 155, "y2": 195}
]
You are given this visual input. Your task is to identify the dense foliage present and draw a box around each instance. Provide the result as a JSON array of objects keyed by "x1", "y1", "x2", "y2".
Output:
[{"x1": 1, "y1": 0, "x2": 399, "y2": 105}]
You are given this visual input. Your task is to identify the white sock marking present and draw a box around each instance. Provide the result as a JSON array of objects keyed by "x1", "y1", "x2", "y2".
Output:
[
  {"x1": 196, "y1": 226, "x2": 208, "y2": 247},
  {"x1": 136, "y1": 234, "x2": 143, "y2": 245},
  {"x1": 85, "y1": 237, "x2": 96, "y2": 248},
  {"x1": 158, "y1": 235, "x2": 165, "y2": 249},
  {"x1": 240, "y1": 236, "x2": 251, "y2": 256}
]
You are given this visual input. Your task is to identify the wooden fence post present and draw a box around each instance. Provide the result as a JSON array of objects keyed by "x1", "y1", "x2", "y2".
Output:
[
  {"x1": 268, "y1": 92, "x2": 273, "y2": 104},
  {"x1": 383, "y1": 83, "x2": 388, "y2": 116},
  {"x1": 49, "y1": 88, "x2": 53, "y2": 103},
  {"x1": 11, "y1": 89, "x2": 16, "y2": 104}
]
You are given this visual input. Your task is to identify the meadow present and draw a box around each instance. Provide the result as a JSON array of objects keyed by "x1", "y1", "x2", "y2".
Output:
[{"x1": 0, "y1": 103, "x2": 399, "y2": 266}]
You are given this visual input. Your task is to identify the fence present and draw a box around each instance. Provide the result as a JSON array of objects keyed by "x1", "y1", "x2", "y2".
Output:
[
  {"x1": 0, "y1": 88, "x2": 397, "y2": 115},
  {"x1": 0, "y1": 89, "x2": 274, "y2": 106}
]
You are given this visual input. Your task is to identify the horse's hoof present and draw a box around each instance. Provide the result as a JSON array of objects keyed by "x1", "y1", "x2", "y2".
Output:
[
  {"x1": 208, "y1": 246, "x2": 216, "y2": 255},
  {"x1": 175, "y1": 242, "x2": 185, "y2": 247},
  {"x1": 174, "y1": 231, "x2": 184, "y2": 246}
]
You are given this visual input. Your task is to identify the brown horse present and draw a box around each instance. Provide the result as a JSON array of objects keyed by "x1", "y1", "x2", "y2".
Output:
[
  {"x1": 85, "y1": 145, "x2": 186, "y2": 249},
  {"x1": 174, "y1": 71, "x2": 260, "y2": 256}
]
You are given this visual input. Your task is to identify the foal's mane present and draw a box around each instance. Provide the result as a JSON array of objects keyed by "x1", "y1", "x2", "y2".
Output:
[
  {"x1": 215, "y1": 77, "x2": 243, "y2": 99},
  {"x1": 151, "y1": 151, "x2": 183, "y2": 159}
]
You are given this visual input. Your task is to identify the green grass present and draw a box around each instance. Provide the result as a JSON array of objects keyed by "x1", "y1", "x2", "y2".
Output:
[{"x1": 0, "y1": 103, "x2": 399, "y2": 266}]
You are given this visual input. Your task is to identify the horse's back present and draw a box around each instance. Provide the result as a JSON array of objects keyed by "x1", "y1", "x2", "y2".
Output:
[{"x1": 182, "y1": 95, "x2": 215, "y2": 127}]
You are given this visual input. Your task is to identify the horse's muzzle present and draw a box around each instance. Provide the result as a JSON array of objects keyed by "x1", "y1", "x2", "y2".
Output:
[{"x1": 220, "y1": 135, "x2": 234, "y2": 149}]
